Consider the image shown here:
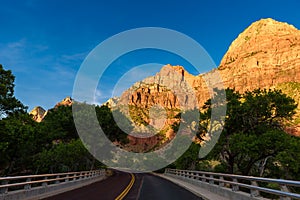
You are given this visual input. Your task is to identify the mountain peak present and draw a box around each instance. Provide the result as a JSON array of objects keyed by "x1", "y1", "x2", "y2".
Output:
[
  {"x1": 55, "y1": 96, "x2": 73, "y2": 108},
  {"x1": 29, "y1": 106, "x2": 47, "y2": 122},
  {"x1": 219, "y1": 18, "x2": 300, "y2": 69},
  {"x1": 245, "y1": 18, "x2": 298, "y2": 35},
  {"x1": 30, "y1": 97, "x2": 73, "y2": 122}
]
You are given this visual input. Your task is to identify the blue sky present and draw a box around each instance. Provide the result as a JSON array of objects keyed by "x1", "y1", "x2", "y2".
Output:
[{"x1": 1, "y1": 0, "x2": 300, "y2": 111}]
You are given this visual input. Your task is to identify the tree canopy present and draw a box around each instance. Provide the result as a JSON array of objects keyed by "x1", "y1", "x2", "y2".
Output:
[
  {"x1": 0, "y1": 65, "x2": 26, "y2": 118},
  {"x1": 200, "y1": 88, "x2": 299, "y2": 178}
]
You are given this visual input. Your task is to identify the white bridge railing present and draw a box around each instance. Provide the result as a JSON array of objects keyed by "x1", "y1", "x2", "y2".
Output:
[
  {"x1": 0, "y1": 169, "x2": 105, "y2": 200},
  {"x1": 165, "y1": 168, "x2": 300, "y2": 200}
]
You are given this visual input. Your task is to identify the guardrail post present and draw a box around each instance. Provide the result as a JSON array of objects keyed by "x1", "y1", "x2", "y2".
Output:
[
  {"x1": 55, "y1": 175, "x2": 60, "y2": 184},
  {"x1": 0, "y1": 180, "x2": 8, "y2": 194},
  {"x1": 219, "y1": 176, "x2": 225, "y2": 187},
  {"x1": 232, "y1": 178, "x2": 239, "y2": 191},
  {"x1": 280, "y1": 184, "x2": 291, "y2": 200},
  {"x1": 201, "y1": 174, "x2": 206, "y2": 182},
  {"x1": 42, "y1": 177, "x2": 48, "y2": 187},
  {"x1": 72, "y1": 173, "x2": 77, "y2": 181},
  {"x1": 65, "y1": 175, "x2": 69, "y2": 183},
  {"x1": 250, "y1": 180, "x2": 260, "y2": 197},
  {"x1": 24, "y1": 178, "x2": 31, "y2": 190},
  {"x1": 209, "y1": 175, "x2": 214, "y2": 184}
]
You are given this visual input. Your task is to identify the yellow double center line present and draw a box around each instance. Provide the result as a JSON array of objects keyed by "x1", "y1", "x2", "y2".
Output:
[{"x1": 115, "y1": 173, "x2": 135, "y2": 200}]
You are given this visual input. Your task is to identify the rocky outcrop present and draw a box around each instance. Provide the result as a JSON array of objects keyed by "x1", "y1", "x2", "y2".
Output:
[
  {"x1": 217, "y1": 18, "x2": 300, "y2": 136},
  {"x1": 55, "y1": 97, "x2": 73, "y2": 108},
  {"x1": 119, "y1": 64, "x2": 200, "y2": 109},
  {"x1": 218, "y1": 18, "x2": 300, "y2": 92},
  {"x1": 31, "y1": 97, "x2": 73, "y2": 122},
  {"x1": 29, "y1": 106, "x2": 47, "y2": 122},
  {"x1": 104, "y1": 97, "x2": 119, "y2": 108},
  {"x1": 118, "y1": 18, "x2": 300, "y2": 137}
]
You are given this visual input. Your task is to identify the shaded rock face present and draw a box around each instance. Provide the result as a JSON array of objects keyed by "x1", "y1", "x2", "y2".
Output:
[{"x1": 29, "y1": 106, "x2": 47, "y2": 122}]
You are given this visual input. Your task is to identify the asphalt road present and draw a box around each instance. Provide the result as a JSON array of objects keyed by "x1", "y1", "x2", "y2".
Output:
[
  {"x1": 44, "y1": 171, "x2": 202, "y2": 200},
  {"x1": 127, "y1": 173, "x2": 201, "y2": 200},
  {"x1": 44, "y1": 170, "x2": 132, "y2": 200}
]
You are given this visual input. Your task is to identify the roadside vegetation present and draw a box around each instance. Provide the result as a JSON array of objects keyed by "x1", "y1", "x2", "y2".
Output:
[
  {"x1": 172, "y1": 88, "x2": 300, "y2": 181},
  {"x1": 1, "y1": 64, "x2": 300, "y2": 182}
]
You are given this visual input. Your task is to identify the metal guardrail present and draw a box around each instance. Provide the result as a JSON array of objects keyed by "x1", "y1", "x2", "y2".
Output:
[
  {"x1": 0, "y1": 169, "x2": 105, "y2": 195},
  {"x1": 165, "y1": 168, "x2": 300, "y2": 200}
]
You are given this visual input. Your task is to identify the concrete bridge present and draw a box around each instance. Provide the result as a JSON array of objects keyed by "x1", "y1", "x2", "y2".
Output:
[{"x1": 0, "y1": 169, "x2": 299, "y2": 200}]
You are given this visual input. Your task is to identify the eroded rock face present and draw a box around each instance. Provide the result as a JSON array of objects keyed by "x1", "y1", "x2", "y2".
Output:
[
  {"x1": 119, "y1": 64, "x2": 199, "y2": 110},
  {"x1": 31, "y1": 97, "x2": 73, "y2": 122},
  {"x1": 55, "y1": 97, "x2": 73, "y2": 108},
  {"x1": 29, "y1": 106, "x2": 47, "y2": 122},
  {"x1": 217, "y1": 18, "x2": 300, "y2": 136},
  {"x1": 218, "y1": 18, "x2": 300, "y2": 92},
  {"x1": 118, "y1": 18, "x2": 300, "y2": 137}
]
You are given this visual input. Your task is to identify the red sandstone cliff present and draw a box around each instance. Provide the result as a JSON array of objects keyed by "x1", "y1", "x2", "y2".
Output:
[{"x1": 117, "y1": 18, "x2": 300, "y2": 137}]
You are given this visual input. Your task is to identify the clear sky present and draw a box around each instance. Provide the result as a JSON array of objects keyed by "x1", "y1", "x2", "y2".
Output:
[{"x1": 1, "y1": 0, "x2": 300, "y2": 111}]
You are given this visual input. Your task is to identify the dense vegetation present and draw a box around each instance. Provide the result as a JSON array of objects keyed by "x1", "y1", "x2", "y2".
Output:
[
  {"x1": 1, "y1": 64, "x2": 300, "y2": 182},
  {"x1": 173, "y1": 88, "x2": 300, "y2": 181},
  {"x1": 0, "y1": 65, "x2": 130, "y2": 175}
]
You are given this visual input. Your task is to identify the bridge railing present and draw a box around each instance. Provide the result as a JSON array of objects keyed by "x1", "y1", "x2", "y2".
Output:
[
  {"x1": 0, "y1": 169, "x2": 105, "y2": 199},
  {"x1": 165, "y1": 168, "x2": 300, "y2": 200}
]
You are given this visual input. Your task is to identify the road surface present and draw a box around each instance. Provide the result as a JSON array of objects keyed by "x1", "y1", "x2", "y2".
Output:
[{"x1": 44, "y1": 171, "x2": 202, "y2": 200}]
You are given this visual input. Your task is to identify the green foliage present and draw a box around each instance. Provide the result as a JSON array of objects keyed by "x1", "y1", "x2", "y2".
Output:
[
  {"x1": 41, "y1": 105, "x2": 77, "y2": 142},
  {"x1": 275, "y1": 82, "x2": 300, "y2": 126},
  {"x1": 96, "y1": 105, "x2": 131, "y2": 144},
  {"x1": 0, "y1": 65, "x2": 26, "y2": 118},
  {"x1": 0, "y1": 113, "x2": 45, "y2": 175},
  {"x1": 200, "y1": 88, "x2": 299, "y2": 178},
  {"x1": 35, "y1": 139, "x2": 103, "y2": 173},
  {"x1": 128, "y1": 105, "x2": 149, "y2": 126},
  {"x1": 174, "y1": 143, "x2": 200, "y2": 170}
]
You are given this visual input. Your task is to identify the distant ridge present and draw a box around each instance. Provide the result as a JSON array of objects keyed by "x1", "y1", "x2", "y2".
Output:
[{"x1": 30, "y1": 97, "x2": 73, "y2": 122}]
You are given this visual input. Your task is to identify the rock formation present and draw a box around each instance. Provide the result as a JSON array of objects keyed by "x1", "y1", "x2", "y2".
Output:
[
  {"x1": 30, "y1": 97, "x2": 73, "y2": 122},
  {"x1": 218, "y1": 18, "x2": 300, "y2": 93},
  {"x1": 117, "y1": 18, "x2": 300, "y2": 137},
  {"x1": 30, "y1": 18, "x2": 300, "y2": 140},
  {"x1": 29, "y1": 106, "x2": 47, "y2": 122},
  {"x1": 54, "y1": 96, "x2": 73, "y2": 108}
]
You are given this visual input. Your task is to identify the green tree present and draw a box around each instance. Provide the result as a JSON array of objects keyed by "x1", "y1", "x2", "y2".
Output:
[
  {"x1": 0, "y1": 65, "x2": 26, "y2": 118},
  {"x1": 35, "y1": 139, "x2": 103, "y2": 173},
  {"x1": 41, "y1": 105, "x2": 78, "y2": 142},
  {"x1": 0, "y1": 113, "x2": 45, "y2": 175},
  {"x1": 201, "y1": 88, "x2": 297, "y2": 176},
  {"x1": 174, "y1": 142, "x2": 200, "y2": 170},
  {"x1": 96, "y1": 105, "x2": 131, "y2": 144}
]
